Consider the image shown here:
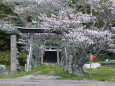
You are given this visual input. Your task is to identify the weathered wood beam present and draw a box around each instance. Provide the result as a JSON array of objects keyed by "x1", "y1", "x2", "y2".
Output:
[
  {"x1": 19, "y1": 29, "x2": 59, "y2": 33},
  {"x1": 44, "y1": 49, "x2": 62, "y2": 52},
  {"x1": 21, "y1": 35, "x2": 61, "y2": 40}
]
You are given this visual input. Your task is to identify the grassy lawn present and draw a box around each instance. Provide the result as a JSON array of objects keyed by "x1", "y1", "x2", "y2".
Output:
[
  {"x1": 0, "y1": 66, "x2": 40, "y2": 78},
  {"x1": 87, "y1": 60, "x2": 115, "y2": 64},
  {"x1": 0, "y1": 64, "x2": 114, "y2": 82},
  {"x1": 31, "y1": 64, "x2": 115, "y2": 82}
]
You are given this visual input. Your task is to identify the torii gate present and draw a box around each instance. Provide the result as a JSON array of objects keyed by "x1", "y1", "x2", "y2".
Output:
[{"x1": 15, "y1": 26, "x2": 60, "y2": 72}]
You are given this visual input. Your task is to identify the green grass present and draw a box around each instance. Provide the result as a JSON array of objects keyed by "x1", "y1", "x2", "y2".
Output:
[
  {"x1": 0, "y1": 64, "x2": 114, "y2": 82},
  {"x1": 32, "y1": 64, "x2": 115, "y2": 82},
  {"x1": 87, "y1": 60, "x2": 115, "y2": 64},
  {"x1": 33, "y1": 64, "x2": 54, "y2": 75},
  {"x1": 83, "y1": 66, "x2": 115, "y2": 81},
  {"x1": 0, "y1": 65, "x2": 45, "y2": 79},
  {"x1": 54, "y1": 66, "x2": 115, "y2": 82}
]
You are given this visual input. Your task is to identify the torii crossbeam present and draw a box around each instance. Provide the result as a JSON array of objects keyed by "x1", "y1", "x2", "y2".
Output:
[
  {"x1": 16, "y1": 26, "x2": 59, "y2": 33},
  {"x1": 16, "y1": 26, "x2": 60, "y2": 71}
]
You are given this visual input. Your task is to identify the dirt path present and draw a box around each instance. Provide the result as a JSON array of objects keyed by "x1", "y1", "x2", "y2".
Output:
[
  {"x1": 0, "y1": 78, "x2": 115, "y2": 86},
  {"x1": 0, "y1": 74, "x2": 115, "y2": 86},
  {"x1": 18, "y1": 74, "x2": 60, "y2": 80}
]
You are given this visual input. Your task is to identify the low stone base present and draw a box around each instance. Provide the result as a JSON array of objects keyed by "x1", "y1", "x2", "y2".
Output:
[{"x1": 0, "y1": 65, "x2": 8, "y2": 75}]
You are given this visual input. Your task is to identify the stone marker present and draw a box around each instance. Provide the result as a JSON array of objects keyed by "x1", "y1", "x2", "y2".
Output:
[
  {"x1": 0, "y1": 65, "x2": 8, "y2": 75},
  {"x1": 68, "y1": 55, "x2": 73, "y2": 74},
  {"x1": 11, "y1": 35, "x2": 17, "y2": 74}
]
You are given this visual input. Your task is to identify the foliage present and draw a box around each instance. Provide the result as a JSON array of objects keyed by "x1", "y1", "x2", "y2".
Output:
[
  {"x1": 18, "y1": 52, "x2": 27, "y2": 66},
  {"x1": 0, "y1": 51, "x2": 27, "y2": 66},
  {"x1": 0, "y1": 2, "x2": 23, "y2": 32},
  {"x1": 38, "y1": 0, "x2": 114, "y2": 76},
  {"x1": 0, "y1": 3, "x2": 14, "y2": 19},
  {"x1": 0, "y1": 31, "x2": 11, "y2": 51},
  {"x1": 0, "y1": 2, "x2": 23, "y2": 51},
  {"x1": 0, "y1": 52, "x2": 10, "y2": 65},
  {"x1": 0, "y1": 30, "x2": 24, "y2": 52}
]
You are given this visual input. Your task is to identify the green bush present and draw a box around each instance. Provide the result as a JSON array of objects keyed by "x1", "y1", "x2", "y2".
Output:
[
  {"x1": 0, "y1": 51, "x2": 27, "y2": 66},
  {"x1": 18, "y1": 52, "x2": 27, "y2": 66},
  {"x1": 0, "y1": 52, "x2": 10, "y2": 65},
  {"x1": 0, "y1": 31, "x2": 11, "y2": 51}
]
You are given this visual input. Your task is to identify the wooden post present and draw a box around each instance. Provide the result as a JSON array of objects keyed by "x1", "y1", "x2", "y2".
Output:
[
  {"x1": 41, "y1": 55, "x2": 43, "y2": 64},
  {"x1": 68, "y1": 55, "x2": 73, "y2": 74},
  {"x1": 26, "y1": 34, "x2": 33, "y2": 71},
  {"x1": 64, "y1": 46, "x2": 68, "y2": 71},
  {"x1": 11, "y1": 35, "x2": 17, "y2": 74},
  {"x1": 57, "y1": 49, "x2": 60, "y2": 65},
  {"x1": 65, "y1": 47, "x2": 68, "y2": 66},
  {"x1": 40, "y1": 45, "x2": 44, "y2": 64},
  {"x1": 90, "y1": 55, "x2": 93, "y2": 76}
]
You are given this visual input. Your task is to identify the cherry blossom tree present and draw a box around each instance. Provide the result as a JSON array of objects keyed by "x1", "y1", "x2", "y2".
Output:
[
  {"x1": 39, "y1": 0, "x2": 114, "y2": 75},
  {"x1": 2, "y1": 0, "x2": 114, "y2": 75}
]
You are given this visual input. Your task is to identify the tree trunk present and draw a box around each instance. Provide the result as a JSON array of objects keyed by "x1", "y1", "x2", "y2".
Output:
[{"x1": 72, "y1": 63, "x2": 84, "y2": 76}]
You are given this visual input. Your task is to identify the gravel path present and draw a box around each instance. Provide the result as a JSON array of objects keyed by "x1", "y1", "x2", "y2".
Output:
[
  {"x1": 0, "y1": 78, "x2": 115, "y2": 86},
  {"x1": 18, "y1": 75, "x2": 60, "y2": 80},
  {"x1": 0, "y1": 75, "x2": 115, "y2": 86}
]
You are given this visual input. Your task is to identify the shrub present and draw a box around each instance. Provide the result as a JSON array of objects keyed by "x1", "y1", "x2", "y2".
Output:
[
  {"x1": 18, "y1": 52, "x2": 27, "y2": 66},
  {"x1": 0, "y1": 31, "x2": 11, "y2": 51},
  {"x1": 0, "y1": 52, "x2": 10, "y2": 65},
  {"x1": 0, "y1": 51, "x2": 27, "y2": 66}
]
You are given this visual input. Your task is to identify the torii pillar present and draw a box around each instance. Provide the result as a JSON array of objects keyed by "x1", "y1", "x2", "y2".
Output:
[
  {"x1": 26, "y1": 33, "x2": 34, "y2": 71},
  {"x1": 11, "y1": 35, "x2": 17, "y2": 74}
]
